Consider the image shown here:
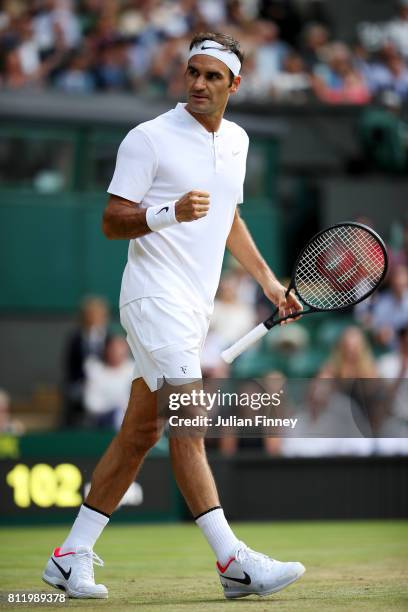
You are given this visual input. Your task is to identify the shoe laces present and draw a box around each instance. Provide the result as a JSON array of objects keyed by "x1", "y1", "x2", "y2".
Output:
[
  {"x1": 76, "y1": 550, "x2": 104, "y2": 582},
  {"x1": 235, "y1": 542, "x2": 274, "y2": 570}
]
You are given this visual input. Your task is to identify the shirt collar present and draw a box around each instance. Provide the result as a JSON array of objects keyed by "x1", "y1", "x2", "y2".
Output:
[{"x1": 174, "y1": 102, "x2": 225, "y2": 136}]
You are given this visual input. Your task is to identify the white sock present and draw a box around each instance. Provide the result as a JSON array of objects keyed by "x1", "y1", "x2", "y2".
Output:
[
  {"x1": 61, "y1": 504, "x2": 109, "y2": 551},
  {"x1": 195, "y1": 506, "x2": 239, "y2": 565}
]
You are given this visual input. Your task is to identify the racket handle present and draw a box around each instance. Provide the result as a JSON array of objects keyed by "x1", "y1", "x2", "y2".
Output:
[{"x1": 221, "y1": 323, "x2": 268, "y2": 364}]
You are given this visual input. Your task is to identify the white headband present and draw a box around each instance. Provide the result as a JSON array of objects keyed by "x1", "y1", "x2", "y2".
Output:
[{"x1": 188, "y1": 39, "x2": 241, "y2": 76}]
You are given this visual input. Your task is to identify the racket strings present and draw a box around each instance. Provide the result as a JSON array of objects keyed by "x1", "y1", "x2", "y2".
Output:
[
  {"x1": 298, "y1": 228, "x2": 384, "y2": 308},
  {"x1": 295, "y1": 225, "x2": 385, "y2": 310},
  {"x1": 300, "y1": 233, "x2": 376, "y2": 302},
  {"x1": 299, "y1": 239, "x2": 379, "y2": 308}
]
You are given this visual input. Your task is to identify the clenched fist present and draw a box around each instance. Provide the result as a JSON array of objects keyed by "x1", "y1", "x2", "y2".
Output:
[{"x1": 175, "y1": 190, "x2": 210, "y2": 222}]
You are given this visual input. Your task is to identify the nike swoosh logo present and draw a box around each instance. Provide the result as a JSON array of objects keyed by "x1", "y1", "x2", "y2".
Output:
[
  {"x1": 51, "y1": 557, "x2": 72, "y2": 580},
  {"x1": 224, "y1": 572, "x2": 251, "y2": 585},
  {"x1": 232, "y1": 150, "x2": 240, "y2": 156},
  {"x1": 156, "y1": 206, "x2": 169, "y2": 215},
  {"x1": 201, "y1": 45, "x2": 226, "y2": 51}
]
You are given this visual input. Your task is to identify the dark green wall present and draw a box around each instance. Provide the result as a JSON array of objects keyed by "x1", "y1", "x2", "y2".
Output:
[{"x1": 0, "y1": 191, "x2": 126, "y2": 310}]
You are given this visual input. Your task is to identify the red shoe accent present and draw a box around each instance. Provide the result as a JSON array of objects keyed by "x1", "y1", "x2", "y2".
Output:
[
  {"x1": 53, "y1": 547, "x2": 75, "y2": 557},
  {"x1": 217, "y1": 557, "x2": 235, "y2": 573}
]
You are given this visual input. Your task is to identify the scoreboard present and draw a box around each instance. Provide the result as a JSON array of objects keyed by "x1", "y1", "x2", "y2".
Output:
[
  {"x1": 0, "y1": 432, "x2": 182, "y2": 525},
  {"x1": 5, "y1": 461, "x2": 83, "y2": 509}
]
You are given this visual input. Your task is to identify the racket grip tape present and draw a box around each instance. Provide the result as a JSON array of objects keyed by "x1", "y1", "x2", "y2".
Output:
[{"x1": 221, "y1": 323, "x2": 269, "y2": 364}]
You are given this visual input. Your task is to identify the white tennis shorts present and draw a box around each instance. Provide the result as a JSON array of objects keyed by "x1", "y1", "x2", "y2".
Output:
[{"x1": 120, "y1": 297, "x2": 210, "y2": 392}]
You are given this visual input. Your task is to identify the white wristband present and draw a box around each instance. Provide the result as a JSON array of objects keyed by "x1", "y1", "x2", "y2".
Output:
[{"x1": 146, "y1": 201, "x2": 178, "y2": 232}]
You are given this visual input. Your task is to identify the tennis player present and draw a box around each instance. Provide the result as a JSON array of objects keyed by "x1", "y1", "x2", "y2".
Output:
[{"x1": 43, "y1": 32, "x2": 305, "y2": 600}]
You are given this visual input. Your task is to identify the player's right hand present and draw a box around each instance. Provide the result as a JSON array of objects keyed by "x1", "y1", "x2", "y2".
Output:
[{"x1": 175, "y1": 190, "x2": 210, "y2": 222}]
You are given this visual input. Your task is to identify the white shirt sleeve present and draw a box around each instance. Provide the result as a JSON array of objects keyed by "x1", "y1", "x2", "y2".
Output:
[{"x1": 107, "y1": 127, "x2": 158, "y2": 203}]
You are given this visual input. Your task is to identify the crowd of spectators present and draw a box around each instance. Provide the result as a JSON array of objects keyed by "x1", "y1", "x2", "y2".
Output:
[
  {"x1": 62, "y1": 295, "x2": 134, "y2": 429},
  {"x1": 1, "y1": 0, "x2": 408, "y2": 104}
]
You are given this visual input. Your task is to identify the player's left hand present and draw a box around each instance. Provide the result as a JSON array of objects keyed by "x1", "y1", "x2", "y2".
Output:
[{"x1": 263, "y1": 279, "x2": 303, "y2": 324}]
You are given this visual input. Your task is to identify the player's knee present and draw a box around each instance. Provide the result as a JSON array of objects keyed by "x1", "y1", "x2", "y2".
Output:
[
  {"x1": 119, "y1": 423, "x2": 160, "y2": 456},
  {"x1": 137, "y1": 428, "x2": 161, "y2": 453}
]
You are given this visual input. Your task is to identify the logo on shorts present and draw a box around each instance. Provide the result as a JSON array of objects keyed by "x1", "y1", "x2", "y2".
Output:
[{"x1": 181, "y1": 366, "x2": 188, "y2": 374}]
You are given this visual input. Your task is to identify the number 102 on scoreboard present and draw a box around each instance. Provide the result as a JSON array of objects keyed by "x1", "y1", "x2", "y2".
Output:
[{"x1": 6, "y1": 463, "x2": 83, "y2": 508}]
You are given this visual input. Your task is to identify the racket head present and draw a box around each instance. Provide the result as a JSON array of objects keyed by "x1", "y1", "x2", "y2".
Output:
[{"x1": 292, "y1": 222, "x2": 388, "y2": 312}]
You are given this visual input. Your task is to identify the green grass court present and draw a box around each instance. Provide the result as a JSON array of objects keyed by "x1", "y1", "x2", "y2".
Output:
[{"x1": 1, "y1": 521, "x2": 407, "y2": 611}]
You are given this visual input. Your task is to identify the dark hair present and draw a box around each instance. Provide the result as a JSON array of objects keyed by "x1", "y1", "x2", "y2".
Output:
[{"x1": 189, "y1": 32, "x2": 244, "y2": 84}]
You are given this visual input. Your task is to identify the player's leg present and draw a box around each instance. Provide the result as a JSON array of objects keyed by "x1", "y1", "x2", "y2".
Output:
[
  {"x1": 169, "y1": 401, "x2": 305, "y2": 599},
  {"x1": 170, "y1": 434, "x2": 239, "y2": 564},
  {"x1": 170, "y1": 436, "x2": 219, "y2": 515},
  {"x1": 42, "y1": 377, "x2": 162, "y2": 598},
  {"x1": 85, "y1": 377, "x2": 160, "y2": 514}
]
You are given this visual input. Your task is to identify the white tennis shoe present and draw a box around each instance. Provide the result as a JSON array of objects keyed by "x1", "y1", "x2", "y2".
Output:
[
  {"x1": 217, "y1": 541, "x2": 305, "y2": 599},
  {"x1": 42, "y1": 545, "x2": 108, "y2": 599}
]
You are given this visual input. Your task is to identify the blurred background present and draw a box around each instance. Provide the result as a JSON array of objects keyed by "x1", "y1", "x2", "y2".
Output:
[{"x1": 0, "y1": 0, "x2": 407, "y2": 524}]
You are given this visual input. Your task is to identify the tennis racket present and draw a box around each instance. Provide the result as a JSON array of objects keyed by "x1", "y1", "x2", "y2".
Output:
[{"x1": 221, "y1": 222, "x2": 388, "y2": 364}]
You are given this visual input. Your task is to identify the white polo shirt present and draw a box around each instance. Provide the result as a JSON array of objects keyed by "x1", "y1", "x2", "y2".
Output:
[{"x1": 108, "y1": 102, "x2": 249, "y2": 317}]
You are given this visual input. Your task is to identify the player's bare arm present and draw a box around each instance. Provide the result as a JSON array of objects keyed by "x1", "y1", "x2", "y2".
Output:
[
  {"x1": 102, "y1": 191, "x2": 210, "y2": 239},
  {"x1": 226, "y1": 207, "x2": 302, "y2": 320},
  {"x1": 102, "y1": 195, "x2": 150, "y2": 239}
]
